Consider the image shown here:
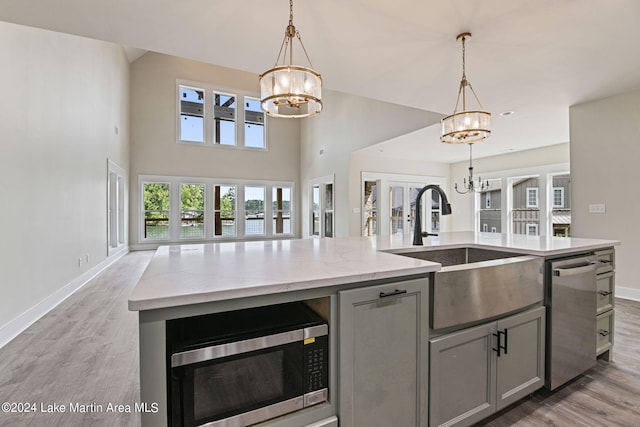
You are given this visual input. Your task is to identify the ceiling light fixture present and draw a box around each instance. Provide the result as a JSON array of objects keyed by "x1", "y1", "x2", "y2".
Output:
[
  {"x1": 259, "y1": 0, "x2": 322, "y2": 118},
  {"x1": 455, "y1": 143, "x2": 488, "y2": 194},
  {"x1": 441, "y1": 32, "x2": 491, "y2": 144}
]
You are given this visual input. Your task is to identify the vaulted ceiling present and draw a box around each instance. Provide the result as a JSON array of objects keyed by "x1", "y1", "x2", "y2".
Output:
[{"x1": 2, "y1": 0, "x2": 640, "y2": 163}]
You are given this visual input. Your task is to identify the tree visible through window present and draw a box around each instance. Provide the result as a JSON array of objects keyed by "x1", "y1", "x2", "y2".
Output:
[
  {"x1": 143, "y1": 183, "x2": 170, "y2": 239},
  {"x1": 180, "y1": 184, "x2": 205, "y2": 238}
]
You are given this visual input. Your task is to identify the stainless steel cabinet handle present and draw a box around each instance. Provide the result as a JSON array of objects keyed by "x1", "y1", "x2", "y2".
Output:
[
  {"x1": 379, "y1": 289, "x2": 407, "y2": 298},
  {"x1": 599, "y1": 329, "x2": 611, "y2": 337},
  {"x1": 598, "y1": 290, "x2": 612, "y2": 296},
  {"x1": 553, "y1": 262, "x2": 597, "y2": 276}
]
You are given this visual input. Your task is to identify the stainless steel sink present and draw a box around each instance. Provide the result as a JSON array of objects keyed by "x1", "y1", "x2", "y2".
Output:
[{"x1": 390, "y1": 247, "x2": 544, "y2": 330}]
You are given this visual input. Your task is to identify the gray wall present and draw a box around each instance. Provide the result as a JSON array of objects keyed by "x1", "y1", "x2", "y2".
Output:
[
  {"x1": 0, "y1": 22, "x2": 130, "y2": 334},
  {"x1": 129, "y1": 53, "x2": 301, "y2": 246},
  {"x1": 570, "y1": 89, "x2": 640, "y2": 298}
]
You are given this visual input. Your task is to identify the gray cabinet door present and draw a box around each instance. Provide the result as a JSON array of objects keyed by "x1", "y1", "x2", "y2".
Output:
[
  {"x1": 429, "y1": 323, "x2": 496, "y2": 427},
  {"x1": 495, "y1": 306, "x2": 546, "y2": 411},
  {"x1": 339, "y1": 278, "x2": 428, "y2": 427}
]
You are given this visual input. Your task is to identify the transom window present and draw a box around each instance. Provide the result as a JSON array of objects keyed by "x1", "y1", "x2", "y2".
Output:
[{"x1": 178, "y1": 81, "x2": 266, "y2": 149}]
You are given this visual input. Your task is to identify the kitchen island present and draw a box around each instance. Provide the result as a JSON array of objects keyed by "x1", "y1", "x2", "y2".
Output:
[{"x1": 129, "y1": 232, "x2": 619, "y2": 427}]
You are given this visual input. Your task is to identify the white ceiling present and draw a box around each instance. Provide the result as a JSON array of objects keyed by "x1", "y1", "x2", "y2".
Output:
[{"x1": 2, "y1": 0, "x2": 640, "y2": 163}]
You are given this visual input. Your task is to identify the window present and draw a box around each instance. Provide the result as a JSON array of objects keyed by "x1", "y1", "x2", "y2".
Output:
[
  {"x1": 244, "y1": 97, "x2": 265, "y2": 149},
  {"x1": 310, "y1": 176, "x2": 334, "y2": 238},
  {"x1": 108, "y1": 160, "x2": 126, "y2": 255},
  {"x1": 214, "y1": 185, "x2": 236, "y2": 237},
  {"x1": 143, "y1": 182, "x2": 170, "y2": 239},
  {"x1": 526, "y1": 188, "x2": 539, "y2": 208},
  {"x1": 324, "y1": 183, "x2": 334, "y2": 238},
  {"x1": 526, "y1": 223, "x2": 539, "y2": 236},
  {"x1": 311, "y1": 185, "x2": 320, "y2": 236},
  {"x1": 178, "y1": 82, "x2": 266, "y2": 149},
  {"x1": 245, "y1": 186, "x2": 265, "y2": 236},
  {"x1": 362, "y1": 181, "x2": 378, "y2": 236},
  {"x1": 213, "y1": 92, "x2": 236, "y2": 145},
  {"x1": 179, "y1": 86, "x2": 204, "y2": 143},
  {"x1": 553, "y1": 187, "x2": 564, "y2": 208},
  {"x1": 479, "y1": 180, "x2": 501, "y2": 233},
  {"x1": 180, "y1": 184, "x2": 205, "y2": 239},
  {"x1": 273, "y1": 187, "x2": 292, "y2": 235},
  {"x1": 140, "y1": 176, "x2": 292, "y2": 243}
]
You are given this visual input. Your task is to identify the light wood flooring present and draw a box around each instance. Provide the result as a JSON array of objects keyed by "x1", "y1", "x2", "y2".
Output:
[{"x1": 0, "y1": 251, "x2": 639, "y2": 427}]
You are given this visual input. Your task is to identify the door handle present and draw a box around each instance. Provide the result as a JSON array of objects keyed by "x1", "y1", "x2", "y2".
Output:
[
  {"x1": 493, "y1": 329, "x2": 508, "y2": 357},
  {"x1": 553, "y1": 262, "x2": 597, "y2": 276},
  {"x1": 379, "y1": 289, "x2": 407, "y2": 298}
]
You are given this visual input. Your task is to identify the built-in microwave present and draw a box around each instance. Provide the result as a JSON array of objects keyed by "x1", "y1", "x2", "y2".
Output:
[{"x1": 167, "y1": 302, "x2": 329, "y2": 427}]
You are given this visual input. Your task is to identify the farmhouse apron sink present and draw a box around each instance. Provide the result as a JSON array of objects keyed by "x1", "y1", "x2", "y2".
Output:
[{"x1": 389, "y1": 247, "x2": 544, "y2": 330}]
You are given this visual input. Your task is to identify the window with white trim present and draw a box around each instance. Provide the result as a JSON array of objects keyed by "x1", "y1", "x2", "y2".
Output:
[
  {"x1": 553, "y1": 187, "x2": 564, "y2": 208},
  {"x1": 177, "y1": 81, "x2": 266, "y2": 149},
  {"x1": 310, "y1": 175, "x2": 335, "y2": 238},
  {"x1": 140, "y1": 176, "x2": 292, "y2": 243},
  {"x1": 526, "y1": 187, "x2": 539, "y2": 208},
  {"x1": 108, "y1": 160, "x2": 127, "y2": 255},
  {"x1": 526, "y1": 223, "x2": 539, "y2": 236}
]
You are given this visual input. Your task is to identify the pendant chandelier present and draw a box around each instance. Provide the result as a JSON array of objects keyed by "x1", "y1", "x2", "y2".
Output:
[
  {"x1": 259, "y1": 0, "x2": 322, "y2": 118},
  {"x1": 441, "y1": 32, "x2": 491, "y2": 144},
  {"x1": 455, "y1": 143, "x2": 488, "y2": 194}
]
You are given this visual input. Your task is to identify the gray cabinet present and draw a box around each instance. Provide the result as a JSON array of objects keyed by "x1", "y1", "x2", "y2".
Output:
[
  {"x1": 595, "y1": 248, "x2": 615, "y2": 360},
  {"x1": 338, "y1": 278, "x2": 429, "y2": 427},
  {"x1": 429, "y1": 306, "x2": 545, "y2": 427}
]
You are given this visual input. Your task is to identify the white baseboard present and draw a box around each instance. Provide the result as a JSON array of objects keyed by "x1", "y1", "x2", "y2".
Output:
[
  {"x1": 616, "y1": 285, "x2": 640, "y2": 302},
  {"x1": 0, "y1": 248, "x2": 129, "y2": 349}
]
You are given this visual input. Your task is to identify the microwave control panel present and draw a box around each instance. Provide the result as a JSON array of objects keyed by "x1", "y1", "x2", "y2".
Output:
[{"x1": 304, "y1": 335, "x2": 328, "y2": 393}]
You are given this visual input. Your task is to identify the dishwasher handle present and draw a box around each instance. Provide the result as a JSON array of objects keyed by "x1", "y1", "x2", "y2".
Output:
[{"x1": 553, "y1": 262, "x2": 598, "y2": 277}]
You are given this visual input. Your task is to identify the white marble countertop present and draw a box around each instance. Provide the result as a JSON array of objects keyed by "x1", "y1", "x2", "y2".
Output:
[{"x1": 128, "y1": 232, "x2": 619, "y2": 312}]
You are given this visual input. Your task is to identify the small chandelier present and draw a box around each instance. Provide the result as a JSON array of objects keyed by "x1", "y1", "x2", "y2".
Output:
[
  {"x1": 455, "y1": 143, "x2": 488, "y2": 194},
  {"x1": 441, "y1": 32, "x2": 491, "y2": 144},
  {"x1": 259, "y1": 0, "x2": 322, "y2": 118}
]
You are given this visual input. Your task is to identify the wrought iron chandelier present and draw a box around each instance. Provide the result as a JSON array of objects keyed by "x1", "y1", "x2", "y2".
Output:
[
  {"x1": 455, "y1": 143, "x2": 488, "y2": 194},
  {"x1": 441, "y1": 32, "x2": 491, "y2": 144},
  {"x1": 259, "y1": 0, "x2": 322, "y2": 118}
]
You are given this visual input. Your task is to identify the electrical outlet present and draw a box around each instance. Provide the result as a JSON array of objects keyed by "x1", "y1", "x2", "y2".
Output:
[{"x1": 589, "y1": 204, "x2": 606, "y2": 214}]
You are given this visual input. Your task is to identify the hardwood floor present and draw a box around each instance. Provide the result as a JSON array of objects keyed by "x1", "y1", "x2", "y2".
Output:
[
  {"x1": 0, "y1": 251, "x2": 639, "y2": 426},
  {"x1": 0, "y1": 251, "x2": 153, "y2": 427}
]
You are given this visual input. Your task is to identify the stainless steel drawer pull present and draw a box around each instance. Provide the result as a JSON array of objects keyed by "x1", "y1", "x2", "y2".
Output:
[
  {"x1": 598, "y1": 290, "x2": 612, "y2": 296},
  {"x1": 379, "y1": 289, "x2": 407, "y2": 298},
  {"x1": 598, "y1": 330, "x2": 611, "y2": 337}
]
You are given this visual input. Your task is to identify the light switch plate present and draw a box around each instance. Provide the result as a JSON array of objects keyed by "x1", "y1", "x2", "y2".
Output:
[{"x1": 589, "y1": 203, "x2": 606, "y2": 214}]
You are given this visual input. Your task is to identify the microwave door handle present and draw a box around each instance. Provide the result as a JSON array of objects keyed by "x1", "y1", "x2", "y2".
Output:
[{"x1": 172, "y1": 329, "x2": 304, "y2": 367}]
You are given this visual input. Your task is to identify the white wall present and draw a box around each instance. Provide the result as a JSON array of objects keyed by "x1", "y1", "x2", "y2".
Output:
[
  {"x1": 448, "y1": 143, "x2": 570, "y2": 231},
  {"x1": 129, "y1": 53, "x2": 301, "y2": 246},
  {"x1": 300, "y1": 90, "x2": 442, "y2": 237},
  {"x1": 349, "y1": 152, "x2": 450, "y2": 236},
  {"x1": 0, "y1": 22, "x2": 130, "y2": 338},
  {"x1": 570, "y1": 89, "x2": 640, "y2": 298}
]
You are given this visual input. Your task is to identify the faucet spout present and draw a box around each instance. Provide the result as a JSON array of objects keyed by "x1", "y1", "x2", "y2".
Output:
[{"x1": 413, "y1": 185, "x2": 452, "y2": 246}]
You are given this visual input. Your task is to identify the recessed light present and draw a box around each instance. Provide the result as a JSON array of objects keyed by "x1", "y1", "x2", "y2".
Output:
[{"x1": 499, "y1": 111, "x2": 515, "y2": 117}]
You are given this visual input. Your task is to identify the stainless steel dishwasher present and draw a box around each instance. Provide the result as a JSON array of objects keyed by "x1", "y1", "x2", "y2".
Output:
[{"x1": 546, "y1": 254, "x2": 598, "y2": 390}]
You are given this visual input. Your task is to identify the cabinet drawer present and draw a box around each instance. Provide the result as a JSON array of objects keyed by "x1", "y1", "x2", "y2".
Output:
[
  {"x1": 595, "y1": 249, "x2": 615, "y2": 274},
  {"x1": 596, "y1": 310, "x2": 614, "y2": 355},
  {"x1": 596, "y1": 272, "x2": 615, "y2": 314}
]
